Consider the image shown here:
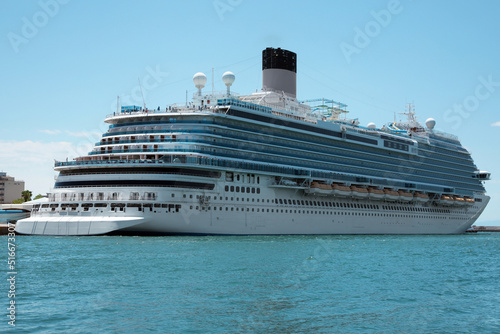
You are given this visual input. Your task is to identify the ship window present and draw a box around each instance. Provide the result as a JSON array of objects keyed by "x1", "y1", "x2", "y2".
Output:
[
  {"x1": 257, "y1": 188, "x2": 260, "y2": 194},
  {"x1": 225, "y1": 186, "x2": 229, "y2": 191},
  {"x1": 251, "y1": 188, "x2": 255, "y2": 194},
  {"x1": 279, "y1": 199, "x2": 283, "y2": 204},
  {"x1": 230, "y1": 186, "x2": 234, "y2": 192},
  {"x1": 247, "y1": 187, "x2": 251, "y2": 193},
  {"x1": 236, "y1": 186, "x2": 240, "y2": 192}
]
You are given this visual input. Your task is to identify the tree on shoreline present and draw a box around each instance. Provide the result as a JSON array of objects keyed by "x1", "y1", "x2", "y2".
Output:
[
  {"x1": 12, "y1": 190, "x2": 36, "y2": 204},
  {"x1": 22, "y1": 190, "x2": 32, "y2": 202}
]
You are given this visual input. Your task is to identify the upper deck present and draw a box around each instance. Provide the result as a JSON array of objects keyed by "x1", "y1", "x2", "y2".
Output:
[
  {"x1": 52, "y1": 72, "x2": 487, "y2": 196},
  {"x1": 105, "y1": 91, "x2": 467, "y2": 156}
]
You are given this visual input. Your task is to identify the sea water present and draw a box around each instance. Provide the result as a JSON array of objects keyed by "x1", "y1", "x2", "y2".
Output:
[{"x1": 2, "y1": 233, "x2": 500, "y2": 333}]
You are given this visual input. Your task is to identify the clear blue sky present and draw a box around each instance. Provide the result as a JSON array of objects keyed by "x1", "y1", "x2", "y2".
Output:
[{"x1": 1, "y1": 0, "x2": 499, "y2": 224}]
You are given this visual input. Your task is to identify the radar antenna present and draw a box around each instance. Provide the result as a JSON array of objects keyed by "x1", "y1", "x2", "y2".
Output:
[{"x1": 138, "y1": 78, "x2": 146, "y2": 110}]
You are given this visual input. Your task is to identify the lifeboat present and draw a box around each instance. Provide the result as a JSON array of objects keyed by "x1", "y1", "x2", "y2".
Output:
[
  {"x1": 453, "y1": 196, "x2": 467, "y2": 206},
  {"x1": 464, "y1": 197, "x2": 475, "y2": 205},
  {"x1": 398, "y1": 190, "x2": 413, "y2": 202},
  {"x1": 350, "y1": 186, "x2": 369, "y2": 199},
  {"x1": 439, "y1": 195, "x2": 455, "y2": 206},
  {"x1": 384, "y1": 189, "x2": 400, "y2": 202},
  {"x1": 305, "y1": 182, "x2": 332, "y2": 196},
  {"x1": 332, "y1": 184, "x2": 352, "y2": 197},
  {"x1": 368, "y1": 188, "x2": 385, "y2": 201},
  {"x1": 414, "y1": 192, "x2": 429, "y2": 203}
]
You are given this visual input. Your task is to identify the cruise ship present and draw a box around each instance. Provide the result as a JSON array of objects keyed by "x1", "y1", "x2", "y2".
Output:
[{"x1": 16, "y1": 48, "x2": 491, "y2": 235}]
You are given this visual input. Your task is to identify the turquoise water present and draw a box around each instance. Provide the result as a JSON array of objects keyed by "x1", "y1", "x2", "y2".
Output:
[{"x1": 2, "y1": 234, "x2": 500, "y2": 333}]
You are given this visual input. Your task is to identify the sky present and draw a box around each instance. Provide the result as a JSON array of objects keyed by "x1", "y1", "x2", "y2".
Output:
[{"x1": 1, "y1": 0, "x2": 499, "y2": 224}]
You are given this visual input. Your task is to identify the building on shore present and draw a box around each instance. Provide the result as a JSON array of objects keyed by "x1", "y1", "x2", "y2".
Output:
[{"x1": 0, "y1": 173, "x2": 25, "y2": 204}]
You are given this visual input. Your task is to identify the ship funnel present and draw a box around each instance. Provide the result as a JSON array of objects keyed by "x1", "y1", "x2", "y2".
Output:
[{"x1": 262, "y1": 47, "x2": 297, "y2": 98}]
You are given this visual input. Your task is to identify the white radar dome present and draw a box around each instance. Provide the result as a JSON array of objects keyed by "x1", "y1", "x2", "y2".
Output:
[
  {"x1": 222, "y1": 71, "x2": 235, "y2": 87},
  {"x1": 425, "y1": 118, "x2": 436, "y2": 130},
  {"x1": 367, "y1": 122, "x2": 376, "y2": 129},
  {"x1": 193, "y1": 72, "x2": 207, "y2": 89}
]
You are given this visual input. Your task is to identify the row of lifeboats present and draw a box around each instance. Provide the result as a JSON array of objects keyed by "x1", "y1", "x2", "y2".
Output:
[
  {"x1": 305, "y1": 182, "x2": 475, "y2": 205},
  {"x1": 438, "y1": 195, "x2": 475, "y2": 206},
  {"x1": 305, "y1": 182, "x2": 425, "y2": 202}
]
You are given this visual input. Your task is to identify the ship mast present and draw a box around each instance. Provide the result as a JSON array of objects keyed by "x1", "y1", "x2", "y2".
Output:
[{"x1": 399, "y1": 103, "x2": 418, "y2": 126}]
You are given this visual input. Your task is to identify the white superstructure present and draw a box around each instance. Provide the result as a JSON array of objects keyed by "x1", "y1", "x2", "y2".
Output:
[{"x1": 16, "y1": 48, "x2": 491, "y2": 235}]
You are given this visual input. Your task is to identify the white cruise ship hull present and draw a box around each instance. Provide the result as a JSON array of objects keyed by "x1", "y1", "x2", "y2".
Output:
[
  {"x1": 15, "y1": 216, "x2": 145, "y2": 235},
  {"x1": 15, "y1": 177, "x2": 490, "y2": 235}
]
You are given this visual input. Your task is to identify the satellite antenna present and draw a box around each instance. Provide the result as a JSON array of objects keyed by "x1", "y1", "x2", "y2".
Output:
[
  {"x1": 425, "y1": 118, "x2": 436, "y2": 130},
  {"x1": 193, "y1": 72, "x2": 207, "y2": 96},
  {"x1": 222, "y1": 71, "x2": 235, "y2": 96}
]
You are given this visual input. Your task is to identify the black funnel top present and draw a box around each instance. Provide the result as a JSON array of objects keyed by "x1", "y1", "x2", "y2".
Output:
[{"x1": 262, "y1": 48, "x2": 297, "y2": 73}]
